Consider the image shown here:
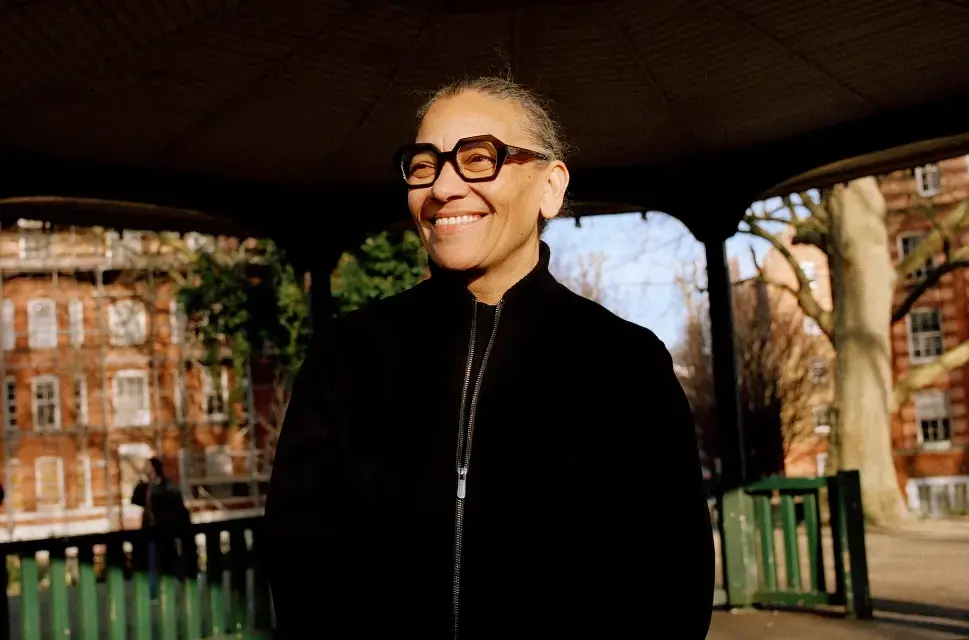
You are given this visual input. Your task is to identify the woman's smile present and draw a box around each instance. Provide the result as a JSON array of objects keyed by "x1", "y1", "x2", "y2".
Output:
[{"x1": 428, "y1": 212, "x2": 490, "y2": 235}]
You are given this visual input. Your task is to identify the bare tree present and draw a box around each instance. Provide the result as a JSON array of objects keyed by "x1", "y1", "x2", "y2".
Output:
[
  {"x1": 551, "y1": 251, "x2": 626, "y2": 315},
  {"x1": 742, "y1": 175, "x2": 969, "y2": 524},
  {"x1": 675, "y1": 263, "x2": 831, "y2": 486}
]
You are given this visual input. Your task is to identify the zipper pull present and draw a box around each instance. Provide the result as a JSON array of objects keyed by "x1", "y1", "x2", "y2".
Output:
[{"x1": 456, "y1": 467, "x2": 468, "y2": 500}]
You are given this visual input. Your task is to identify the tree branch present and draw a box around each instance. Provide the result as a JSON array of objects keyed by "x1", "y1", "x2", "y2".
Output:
[
  {"x1": 893, "y1": 339, "x2": 969, "y2": 411},
  {"x1": 741, "y1": 217, "x2": 833, "y2": 338},
  {"x1": 892, "y1": 258, "x2": 969, "y2": 323},
  {"x1": 895, "y1": 200, "x2": 968, "y2": 281}
]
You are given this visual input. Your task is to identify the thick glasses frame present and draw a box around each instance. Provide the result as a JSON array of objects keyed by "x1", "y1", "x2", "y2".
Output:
[{"x1": 394, "y1": 134, "x2": 550, "y2": 189}]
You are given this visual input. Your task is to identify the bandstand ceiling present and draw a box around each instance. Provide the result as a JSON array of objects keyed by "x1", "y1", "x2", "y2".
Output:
[{"x1": 1, "y1": 0, "x2": 968, "y2": 248}]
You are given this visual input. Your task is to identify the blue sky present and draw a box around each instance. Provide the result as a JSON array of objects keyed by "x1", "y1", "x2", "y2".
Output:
[{"x1": 543, "y1": 210, "x2": 769, "y2": 350}]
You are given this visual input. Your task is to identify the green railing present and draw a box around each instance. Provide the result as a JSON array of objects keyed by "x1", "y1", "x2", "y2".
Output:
[
  {"x1": 0, "y1": 517, "x2": 272, "y2": 640},
  {"x1": 744, "y1": 470, "x2": 872, "y2": 618}
]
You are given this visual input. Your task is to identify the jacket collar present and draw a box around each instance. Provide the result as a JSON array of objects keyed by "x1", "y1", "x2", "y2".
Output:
[{"x1": 426, "y1": 242, "x2": 558, "y2": 307}]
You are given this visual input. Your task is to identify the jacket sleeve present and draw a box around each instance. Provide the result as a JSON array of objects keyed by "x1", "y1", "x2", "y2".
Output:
[
  {"x1": 600, "y1": 335, "x2": 714, "y2": 639},
  {"x1": 264, "y1": 333, "x2": 351, "y2": 639}
]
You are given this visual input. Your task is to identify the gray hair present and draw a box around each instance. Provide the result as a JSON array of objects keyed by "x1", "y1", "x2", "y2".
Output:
[{"x1": 416, "y1": 76, "x2": 572, "y2": 229}]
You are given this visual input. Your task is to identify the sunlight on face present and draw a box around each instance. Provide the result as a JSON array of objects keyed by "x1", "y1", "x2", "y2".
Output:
[{"x1": 407, "y1": 91, "x2": 556, "y2": 273}]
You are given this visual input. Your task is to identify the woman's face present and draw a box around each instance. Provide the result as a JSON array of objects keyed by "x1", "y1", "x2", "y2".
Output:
[{"x1": 407, "y1": 91, "x2": 569, "y2": 272}]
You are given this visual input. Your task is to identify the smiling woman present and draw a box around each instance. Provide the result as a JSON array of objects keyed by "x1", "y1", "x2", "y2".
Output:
[{"x1": 265, "y1": 77, "x2": 714, "y2": 640}]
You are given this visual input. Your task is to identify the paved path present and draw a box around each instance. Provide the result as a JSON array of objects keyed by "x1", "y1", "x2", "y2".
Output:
[{"x1": 707, "y1": 525, "x2": 969, "y2": 639}]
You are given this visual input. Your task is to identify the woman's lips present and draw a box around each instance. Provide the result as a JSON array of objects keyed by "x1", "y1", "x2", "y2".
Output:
[{"x1": 429, "y1": 214, "x2": 487, "y2": 234}]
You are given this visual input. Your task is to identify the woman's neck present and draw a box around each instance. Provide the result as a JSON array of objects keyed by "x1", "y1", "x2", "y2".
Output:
[{"x1": 466, "y1": 241, "x2": 540, "y2": 305}]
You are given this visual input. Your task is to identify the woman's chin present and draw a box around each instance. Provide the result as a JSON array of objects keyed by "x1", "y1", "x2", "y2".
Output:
[{"x1": 429, "y1": 246, "x2": 484, "y2": 273}]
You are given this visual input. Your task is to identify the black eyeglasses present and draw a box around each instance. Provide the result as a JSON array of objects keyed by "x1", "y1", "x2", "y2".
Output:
[{"x1": 394, "y1": 134, "x2": 550, "y2": 189}]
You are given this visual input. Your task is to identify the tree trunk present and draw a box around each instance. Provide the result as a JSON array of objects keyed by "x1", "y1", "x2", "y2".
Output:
[{"x1": 827, "y1": 177, "x2": 907, "y2": 525}]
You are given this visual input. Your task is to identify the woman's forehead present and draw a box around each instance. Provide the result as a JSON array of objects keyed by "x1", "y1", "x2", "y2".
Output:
[{"x1": 415, "y1": 92, "x2": 527, "y2": 148}]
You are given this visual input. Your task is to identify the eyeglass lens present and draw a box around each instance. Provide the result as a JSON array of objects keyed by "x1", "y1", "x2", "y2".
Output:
[{"x1": 403, "y1": 139, "x2": 499, "y2": 187}]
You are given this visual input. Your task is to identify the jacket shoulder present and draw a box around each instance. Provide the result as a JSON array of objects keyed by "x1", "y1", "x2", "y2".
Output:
[{"x1": 555, "y1": 283, "x2": 672, "y2": 366}]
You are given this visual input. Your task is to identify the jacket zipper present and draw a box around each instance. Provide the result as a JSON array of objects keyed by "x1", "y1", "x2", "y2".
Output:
[{"x1": 452, "y1": 299, "x2": 503, "y2": 640}]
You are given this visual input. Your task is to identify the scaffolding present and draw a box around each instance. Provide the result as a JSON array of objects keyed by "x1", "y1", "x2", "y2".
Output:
[{"x1": 0, "y1": 220, "x2": 274, "y2": 541}]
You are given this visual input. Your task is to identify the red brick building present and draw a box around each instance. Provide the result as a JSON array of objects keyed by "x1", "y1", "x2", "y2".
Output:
[
  {"x1": 764, "y1": 155, "x2": 969, "y2": 516},
  {"x1": 0, "y1": 222, "x2": 276, "y2": 540}
]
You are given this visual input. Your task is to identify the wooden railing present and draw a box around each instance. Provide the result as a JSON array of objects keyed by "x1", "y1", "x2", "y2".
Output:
[
  {"x1": 0, "y1": 517, "x2": 271, "y2": 639},
  {"x1": 744, "y1": 470, "x2": 872, "y2": 618}
]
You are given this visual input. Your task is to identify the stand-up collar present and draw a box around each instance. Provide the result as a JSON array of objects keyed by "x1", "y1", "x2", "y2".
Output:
[{"x1": 426, "y1": 242, "x2": 558, "y2": 307}]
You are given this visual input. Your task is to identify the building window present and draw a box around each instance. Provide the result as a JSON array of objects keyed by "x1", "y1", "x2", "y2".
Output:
[
  {"x1": 201, "y1": 367, "x2": 229, "y2": 422},
  {"x1": 799, "y1": 261, "x2": 817, "y2": 290},
  {"x1": 914, "y1": 163, "x2": 942, "y2": 198},
  {"x1": 117, "y1": 443, "x2": 153, "y2": 506},
  {"x1": 914, "y1": 390, "x2": 952, "y2": 448},
  {"x1": 105, "y1": 229, "x2": 143, "y2": 259},
  {"x1": 184, "y1": 232, "x2": 216, "y2": 254},
  {"x1": 205, "y1": 444, "x2": 234, "y2": 479},
  {"x1": 908, "y1": 309, "x2": 944, "y2": 363},
  {"x1": 809, "y1": 357, "x2": 828, "y2": 384},
  {"x1": 898, "y1": 232, "x2": 933, "y2": 281},
  {"x1": 4, "y1": 377, "x2": 16, "y2": 430},
  {"x1": 816, "y1": 452, "x2": 828, "y2": 476},
  {"x1": 107, "y1": 300, "x2": 147, "y2": 346},
  {"x1": 112, "y1": 370, "x2": 151, "y2": 427},
  {"x1": 813, "y1": 405, "x2": 831, "y2": 435},
  {"x1": 1, "y1": 300, "x2": 13, "y2": 350},
  {"x1": 75, "y1": 455, "x2": 93, "y2": 508},
  {"x1": 803, "y1": 317, "x2": 822, "y2": 336},
  {"x1": 173, "y1": 369, "x2": 186, "y2": 423},
  {"x1": 31, "y1": 375, "x2": 61, "y2": 431},
  {"x1": 170, "y1": 300, "x2": 186, "y2": 345},
  {"x1": 73, "y1": 376, "x2": 88, "y2": 427},
  {"x1": 35, "y1": 456, "x2": 65, "y2": 511},
  {"x1": 18, "y1": 220, "x2": 52, "y2": 259},
  {"x1": 69, "y1": 300, "x2": 84, "y2": 346},
  {"x1": 27, "y1": 299, "x2": 57, "y2": 349}
]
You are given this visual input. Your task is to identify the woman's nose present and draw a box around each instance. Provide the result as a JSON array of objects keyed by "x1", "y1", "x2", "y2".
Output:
[{"x1": 431, "y1": 161, "x2": 470, "y2": 201}]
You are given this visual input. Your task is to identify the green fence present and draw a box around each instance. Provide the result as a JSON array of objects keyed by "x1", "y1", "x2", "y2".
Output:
[
  {"x1": 744, "y1": 470, "x2": 872, "y2": 618},
  {"x1": 0, "y1": 517, "x2": 272, "y2": 640}
]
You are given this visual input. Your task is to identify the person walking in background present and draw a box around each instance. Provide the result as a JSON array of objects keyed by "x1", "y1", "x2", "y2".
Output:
[{"x1": 131, "y1": 457, "x2": 192, "y2": 598}]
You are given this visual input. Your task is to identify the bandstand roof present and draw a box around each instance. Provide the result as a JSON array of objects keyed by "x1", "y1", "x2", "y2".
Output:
[{"x1": 1, "y1": 0, "x2": 968, "y2": 250}]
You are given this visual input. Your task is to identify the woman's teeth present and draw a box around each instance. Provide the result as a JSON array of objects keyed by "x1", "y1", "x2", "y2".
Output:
[{"x1": 434, "y1": 214, "x2": 482, "y2": 227}]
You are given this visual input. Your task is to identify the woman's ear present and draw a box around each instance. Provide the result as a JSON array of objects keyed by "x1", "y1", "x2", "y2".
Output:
[{"x1": 540, "y1": 161, "x2": 570, "y2": 221}]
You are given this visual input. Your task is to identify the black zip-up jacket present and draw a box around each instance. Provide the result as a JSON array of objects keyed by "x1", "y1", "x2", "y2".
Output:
[{"x1": 265, "y1": 243, "x2": 713, "y2": 639}]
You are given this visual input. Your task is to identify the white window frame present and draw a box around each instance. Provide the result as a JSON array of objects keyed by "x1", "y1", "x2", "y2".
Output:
[
  {"x1": 169, "y1": 300, "x2": 186, "y2": 345},
  {"x1": 1, "y1": 300, "x2": 14, "y2": 351},
  {"x1": 184, "y1": 232, "x2": 215, "y2": 254},
  {"x1": 803, "y1": 316, "x2": 822, "y2": 336},
  {"x1": 68, "y1": 300, "x2": 84, "y2": 346},
  {"x1": 30, "y1": 374, "x2": 61, "y2": 431},
  {"x1": 173, "y1": 368, "x2": 186, "y2": 423},
  {"x1": 18, "y1": 231, "x2": 51, "y2": 260},
  {"x1": 107, "y1": 300, "x2": 148, "y2": 346},
  {"x1": 27, "y1": 298, "x2": 57, "y2": 349},
  {"x1": 907, "y1": 308, "x2": 944, "y2": 365},
  {"x1": 813, "y1": 404, "x2": 831, "y2": 435},
  {"x1": 112, "y1": 369, "x2": 151, "y2": 427},
  {"x1": 914, "y1": 163, "x2": 942, "y2": 198},
  {"x1": 914, "y1": 389, "x2": 952, "y2": 450},
  {"x1": 73, "y1": 375, "x2": 88, "y2": 427},
  {"x1": 201, "y1": 367, "x2": 230, "y2": 423},
  {"x1": 799, "y1": 261, "x2": 817, "y2": 290},
  {"x1": 34, "y1": 456, "x2": 65, "y2": 511},
  {"x1": 205, "y1": 444, "x2": 233, "y2": 479},
  {"x1": 4, "y1": 376, "x2": 16, "y2": 430},
  {"x1": 898, "y1": 231, "x2": 933, "y2": 281},
  {"x1": 75, "y1": 454, "x2": 93, "y2": 508}
]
